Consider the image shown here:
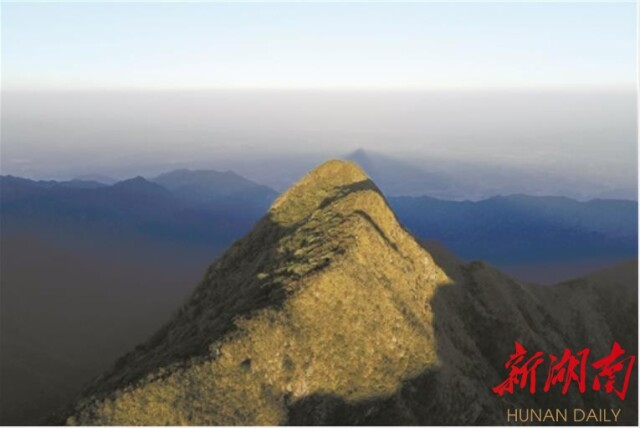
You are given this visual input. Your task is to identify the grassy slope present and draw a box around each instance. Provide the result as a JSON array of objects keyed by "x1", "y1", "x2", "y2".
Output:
[
  {"x1": 67, "y1": 160, "x2": 450, "y2": 424},
  {"x1": 64, "y1": 161, "x2": 637, "y2": 425}
]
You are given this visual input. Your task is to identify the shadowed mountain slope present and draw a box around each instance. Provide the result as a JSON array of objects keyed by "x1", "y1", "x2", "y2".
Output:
[{"x1": 62, "y1": 161, "x2": 637, "y2": 425}]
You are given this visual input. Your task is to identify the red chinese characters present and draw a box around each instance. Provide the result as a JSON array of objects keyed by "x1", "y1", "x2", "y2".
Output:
[
  {"x1": 492, "y1": 342, "x2": 636, "y2": 400},
  {"x1": 493, "y1": 342, "x2": 544, "y2": 395},
  {"x1": 543, "y1": 347, "x2": 589, "y2": 394},
  {"x1": 592, "y1": 342, "x2": 636, "y2": 400}
]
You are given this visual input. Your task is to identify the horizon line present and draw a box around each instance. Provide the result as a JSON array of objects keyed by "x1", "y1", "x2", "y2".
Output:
[{"x1": 2, "y1": 84, "x2": 637, "y2": 93}]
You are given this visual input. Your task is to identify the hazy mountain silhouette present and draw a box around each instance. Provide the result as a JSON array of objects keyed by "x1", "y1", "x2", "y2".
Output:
[
  {"x1": 1, "y1": 175, "x2": 108, "y2": 193},
  {"x1": 0, "y1": 171, "x2": 277, "y2": 247},
  {"x1": 152, "y1": 168, "x2": 278, "y2": 209},
  {"x1": 61, "y1": 161, "x2": 637, "y2": 425}
]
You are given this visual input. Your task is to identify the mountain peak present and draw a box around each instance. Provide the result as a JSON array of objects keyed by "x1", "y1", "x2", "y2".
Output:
[
  {"x1": 270, "y1": 159, "x2": 372, "y2": 226},
  {"x1": 65, "y1": 160, "x2": 451, "y2": 425},
  {"x1": 280, "y1": 159, "x2": 369, "y2": 193}
]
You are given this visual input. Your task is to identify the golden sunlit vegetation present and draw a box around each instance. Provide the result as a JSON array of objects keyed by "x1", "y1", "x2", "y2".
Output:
[{"x1": 66, "y1": 160, "x2": 451, "y2": 425}]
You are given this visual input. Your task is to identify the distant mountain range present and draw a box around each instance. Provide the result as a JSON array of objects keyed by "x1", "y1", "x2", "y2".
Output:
[
  {"x1": 1, "y1": 166, "x2": 636, "y2": 279},
  {"x1": 1, "y1": 170, "x2": 277, "y2": 248},
  {"x1": 152, "y1": 168, "x2": 278, "y2": 209},
  {"x1": 389, "y1": 194, "x2": 637, "y2": 268},
  {"x1": 60, "y1": 161, "x2": 638, "y2": 425}
]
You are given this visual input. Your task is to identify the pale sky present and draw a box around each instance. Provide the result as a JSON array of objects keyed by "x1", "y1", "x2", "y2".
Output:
[
  {"x1": 2, "y1": 1, "x2": 637, "y2": 90},
  {"x1": 1, "y1": 1, "x2": 637, "y2": 199}
]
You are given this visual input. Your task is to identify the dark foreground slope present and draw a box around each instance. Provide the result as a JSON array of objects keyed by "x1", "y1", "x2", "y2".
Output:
[
  {"x1": 62, "y1": 161, "x2": 637, "y2": 425},
  {"x1": 0, "y1": 172, "x2": 276, "y2": 424}
]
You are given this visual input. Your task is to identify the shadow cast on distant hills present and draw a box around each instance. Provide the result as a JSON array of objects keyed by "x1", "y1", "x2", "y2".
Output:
[{"x1": 286, "y1": 248, "x2": 639, "y2": 426}]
